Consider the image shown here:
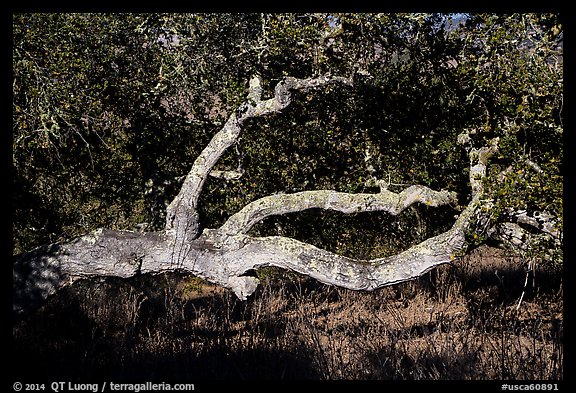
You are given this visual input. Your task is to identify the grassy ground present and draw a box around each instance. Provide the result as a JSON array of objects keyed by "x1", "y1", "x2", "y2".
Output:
[{"x1": 12, "y1": 245, "x2": 563, "y2": 380}]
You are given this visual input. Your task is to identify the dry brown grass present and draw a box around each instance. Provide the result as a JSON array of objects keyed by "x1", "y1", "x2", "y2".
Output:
[{"x1": 12, "y1": 245, "x2": 563, "y2": 380}]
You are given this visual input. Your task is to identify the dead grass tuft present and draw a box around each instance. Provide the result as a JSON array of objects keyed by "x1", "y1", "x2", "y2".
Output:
[{"x1": 12, "y1": 246, "x2": 562, "y2": 380}]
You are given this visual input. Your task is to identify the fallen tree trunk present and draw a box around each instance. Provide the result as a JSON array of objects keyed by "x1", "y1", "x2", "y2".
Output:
[
  {"x1": 13, "y1": 73, "x2": 559, "y2": 316},
  {"x1": 13, "y1": 195, "x2": 475, "y2": 314}
]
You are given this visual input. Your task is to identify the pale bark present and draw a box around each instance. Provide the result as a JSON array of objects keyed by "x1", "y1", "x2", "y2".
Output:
[
  {"x1": 506, "y1": 209, "x2": 560, "y2": 239},
  {"x1": 13, "y1": 74, "x2": 559, "y2": 316},
  {"x1": 209, "y1": 169, "x2": 245, "y2": 181},
  {"x1": 219, "y1": 186, "x2": 458, "y2": 236},
  {"x1": 164, "y1": 74, "x2": 353, "y2": 242},
  {"x1": 162, "y1": 74, "x2": 354, "y2": 266},
  {"x1": 13, "y1": 198, "x2": 476, "y2": 314}
]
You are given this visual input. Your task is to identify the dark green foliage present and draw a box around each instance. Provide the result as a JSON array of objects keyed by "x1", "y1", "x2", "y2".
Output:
[{"x1": 13, "y1": 13, "x2": 562, "y2": 267}]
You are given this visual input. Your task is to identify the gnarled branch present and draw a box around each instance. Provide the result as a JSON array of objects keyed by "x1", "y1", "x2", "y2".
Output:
[
  {"x1": 505, "y1": 209, "x2": 561, "y2": 239},
  {"x1": 19, "y1": 74, "x2": 561, "y2": 317},
  {"x1": 164, "y1": 73, "x2": 354, "y2": 243},
  {"x1": 220, "y1": 186, "x2": 457, "y2": 236},
  {"x1": 217, "y1": 196, "x2": 479, "y2": 298}
]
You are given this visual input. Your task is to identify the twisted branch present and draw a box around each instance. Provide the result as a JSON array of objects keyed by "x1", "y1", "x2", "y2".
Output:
[
  {"x1": 220, "y1": 186, "x2": 457, "y2": 236},
  {"x1": 164, "y1": 73, "x2": 353, "y2": 242}
]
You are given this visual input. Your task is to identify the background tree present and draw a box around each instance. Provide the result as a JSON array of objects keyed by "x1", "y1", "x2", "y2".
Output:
[{"x1": 13, "y1": 13, "x2": 562, "y2": 314}]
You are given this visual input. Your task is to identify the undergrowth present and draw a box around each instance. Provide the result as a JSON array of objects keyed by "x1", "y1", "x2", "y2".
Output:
[{"x1": 12, "y1": 246, "x2": 563, "y2": 380}]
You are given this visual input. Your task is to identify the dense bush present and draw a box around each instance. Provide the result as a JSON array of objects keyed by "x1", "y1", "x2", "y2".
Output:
[
  {"x1": 13, "y1": 13, "x2": 562, "y2": 264},
  {"x1": 12, "y1": 13, "x2": 563, "y2": 382}
]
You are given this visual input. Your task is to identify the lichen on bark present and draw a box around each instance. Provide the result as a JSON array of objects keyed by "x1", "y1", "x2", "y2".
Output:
[{"x1": 13, "y1": 74, "x2": 558, "y2": 315}]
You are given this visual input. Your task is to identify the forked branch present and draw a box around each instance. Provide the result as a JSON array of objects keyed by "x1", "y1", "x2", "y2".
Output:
[
  {"x1": 164, "y1": 73, "x2": 354, "y2": 242},
  {"x1": 15, "y1": 74, "x2": 561, "y2": 316}
]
